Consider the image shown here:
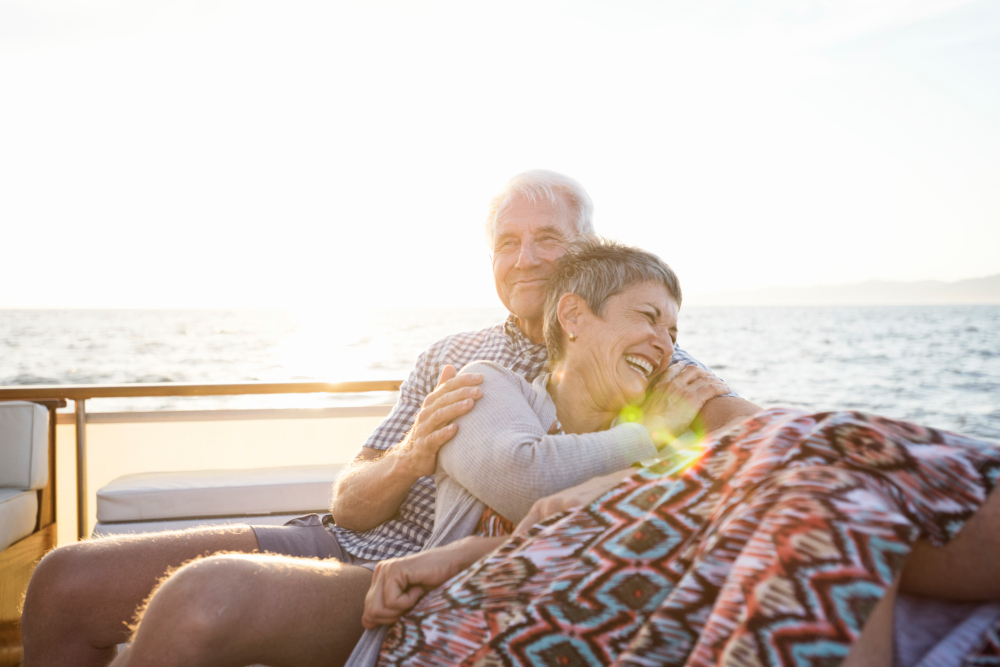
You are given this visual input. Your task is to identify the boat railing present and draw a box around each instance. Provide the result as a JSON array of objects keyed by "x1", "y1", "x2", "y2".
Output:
[{"x1": 0, "y1": 380, "x2": 403, "y2": 540}]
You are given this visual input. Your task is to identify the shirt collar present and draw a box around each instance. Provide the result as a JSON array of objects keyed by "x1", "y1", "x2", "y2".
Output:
[{"x1": 503, "y1": 314, "x2": 546, "y2": 354}]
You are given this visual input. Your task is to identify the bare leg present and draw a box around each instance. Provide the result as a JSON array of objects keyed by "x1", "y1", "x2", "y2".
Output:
[
  {"x1": 843, "y1": 578, "x2": 899, "y2": 667},
  {"x1": 109, "y1": 553, "x2": 372, "y2": 667},
  {"x1": 839, "y1": 487, "x2": 1000, "y2": 667},
  {"x1": 21, "y1": 524, "x2": 259, "y2": 667},
  {"x1": 901, "y1": 486, "x2": 1000, "y2": 600}
]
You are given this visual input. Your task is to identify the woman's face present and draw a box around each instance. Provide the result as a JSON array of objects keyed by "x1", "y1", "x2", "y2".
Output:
[{"x1": 565, "y1": 281, "x2": 679, "y2": 410}]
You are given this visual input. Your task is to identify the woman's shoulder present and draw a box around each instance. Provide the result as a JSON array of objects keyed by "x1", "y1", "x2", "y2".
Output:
[
  {"x1": 460, "y1": 361, "x2": 554, "y2": 426},
  {"x1": 460, "y1": 360, "x2": 523, "y2": 382},
  {"x1": 459, "y1": 361, "x2": 537, "y2": 400}
]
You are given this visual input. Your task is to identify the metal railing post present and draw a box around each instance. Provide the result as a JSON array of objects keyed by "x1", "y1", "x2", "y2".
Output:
[{"x1": 75, "y1": 399, "x2": 87, "y2": 540}]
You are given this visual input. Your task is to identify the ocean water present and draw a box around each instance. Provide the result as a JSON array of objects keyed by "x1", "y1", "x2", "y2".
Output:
[{"x1": 1, "y1": 306, "x2": 998, "y2": 439}]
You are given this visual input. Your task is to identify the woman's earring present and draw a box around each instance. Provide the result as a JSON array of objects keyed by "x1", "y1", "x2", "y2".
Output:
[{"x1": 568, "y1": 332, "x2": 577, "y2": 342}]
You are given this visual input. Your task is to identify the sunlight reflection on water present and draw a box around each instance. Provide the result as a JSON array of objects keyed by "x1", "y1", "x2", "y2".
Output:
[{"x1": 1, "y1": 305, "x2": 997, "y2": 439}]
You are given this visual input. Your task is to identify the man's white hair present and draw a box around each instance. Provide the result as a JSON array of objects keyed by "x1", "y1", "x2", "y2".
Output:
[{"x1": 485, "y1": 170, "x2": 595, "y2": 248}]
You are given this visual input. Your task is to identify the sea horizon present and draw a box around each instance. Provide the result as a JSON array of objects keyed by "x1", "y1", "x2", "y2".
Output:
[{"x1": 3, "y1": 305, "x2": 998, "y2": 441}]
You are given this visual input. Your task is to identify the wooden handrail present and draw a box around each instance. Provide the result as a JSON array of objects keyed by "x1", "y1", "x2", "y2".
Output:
[{"x1": 0, "y1": 380, "x2": 403, "y2": 401}]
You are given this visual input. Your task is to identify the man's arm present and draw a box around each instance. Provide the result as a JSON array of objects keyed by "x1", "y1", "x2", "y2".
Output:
[
  {"x1": 699, "y1": 395, "x2": 761, "y2": 434},
  {"x1": 330, "y1": 366, "x2": 483, "y2": 531}
]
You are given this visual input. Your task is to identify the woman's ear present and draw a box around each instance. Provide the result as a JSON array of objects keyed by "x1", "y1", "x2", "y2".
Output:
[{"x1": 556, "y1": 293, "x2": 589, "y2": 334}]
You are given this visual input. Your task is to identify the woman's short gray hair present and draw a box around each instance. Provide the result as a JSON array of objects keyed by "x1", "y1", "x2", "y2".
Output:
[
  {"x1": 543, "y1": 238, "x2": 682, "y2": 363},
  {"x1": 485, "y1": 170, "x2": 595, "y2": 248}
]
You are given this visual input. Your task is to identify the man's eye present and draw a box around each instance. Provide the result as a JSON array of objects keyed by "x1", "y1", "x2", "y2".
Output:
[{"x1": 644, "y1": 312, "x2": 656, "y2": 324}]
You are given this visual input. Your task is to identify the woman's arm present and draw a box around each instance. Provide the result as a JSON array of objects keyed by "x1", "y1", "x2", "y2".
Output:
[
  {"x1": 514, "y1": 468, "x2": 635, "y2": 535},
  {"x1": 437, "y1": 362, "x2": 658, "y2": 523}
]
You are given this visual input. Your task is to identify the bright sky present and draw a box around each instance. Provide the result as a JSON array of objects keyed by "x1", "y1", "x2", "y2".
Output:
[{"x1": 2, "y1": 0, "x2": 999, "y2": 309}]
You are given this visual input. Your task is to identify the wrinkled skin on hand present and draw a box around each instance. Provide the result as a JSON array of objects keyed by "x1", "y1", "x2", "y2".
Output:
[
  {"x1": 634, "y1": 364, "x2": 729, "y2": 448},
  {"x1": 396, "y1": 365, "x2": 484, "y2": 478}
]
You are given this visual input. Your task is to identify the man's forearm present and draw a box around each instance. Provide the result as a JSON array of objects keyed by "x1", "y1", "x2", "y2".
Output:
[
  {"x1": 699, "y1": 396, "x2": 761, "y2": 434},
  {"x1": 329, "y1": 447, "x2": 423, "y2": 531}
]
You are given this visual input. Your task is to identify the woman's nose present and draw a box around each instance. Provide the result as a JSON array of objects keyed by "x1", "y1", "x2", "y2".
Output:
[{"x1": 653, "y1": 329, "x2": 675, "y2": 361}]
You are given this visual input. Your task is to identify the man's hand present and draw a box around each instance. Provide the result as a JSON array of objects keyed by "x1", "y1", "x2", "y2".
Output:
[
  {"x1": 640, "y1": 364, "x2": 730, "y2": 448},
  {"x1": 394, "y1": 365, "x2": 484, "y2": 478},
  {"x1": 514, "y1": 468, "x2": 634, "y2": 535},
  {"x1": 361, "y1": 536, "x2": 504, "y2": 629},
  {"x1": 330, "y1": 365, "x2": 483, "y2": 531}
]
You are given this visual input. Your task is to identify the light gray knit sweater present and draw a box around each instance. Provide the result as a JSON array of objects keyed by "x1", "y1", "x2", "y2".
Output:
[
  {"x1": 346, "y1": 361, "x2": 658, "y2": 666},
  {"x1": 435, "y1": 360, "x2": 658, "y2": 533}
]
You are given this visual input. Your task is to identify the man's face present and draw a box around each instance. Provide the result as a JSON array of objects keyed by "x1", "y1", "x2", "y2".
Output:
[{"x1": 491, "y1": 192, "x2": 578, "y2": 325}]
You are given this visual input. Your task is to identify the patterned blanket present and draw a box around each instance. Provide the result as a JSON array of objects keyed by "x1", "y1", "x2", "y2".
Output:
[{"x1": 378, "y1": 408, "x2": 1000, "y2": 666}]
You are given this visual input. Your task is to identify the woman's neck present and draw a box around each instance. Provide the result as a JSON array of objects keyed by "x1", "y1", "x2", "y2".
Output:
[{"x1": 546, "y1": 364, "x2": 617, "y2": 434}]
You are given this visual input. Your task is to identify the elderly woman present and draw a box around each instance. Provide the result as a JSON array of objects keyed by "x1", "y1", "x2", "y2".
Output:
[
  {"x1": 354, "y1": 239, "x2": 1000, "y2": 667},
  {"x1": 418, "y1": 237, "x2": 727, "y2": 550}
]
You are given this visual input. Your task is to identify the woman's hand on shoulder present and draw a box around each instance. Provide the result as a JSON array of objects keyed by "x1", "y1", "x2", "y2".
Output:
[
  {"x1": 640, "y1": 364, "x2": 730, "y2": 448},
  {"x1": 514, "y1": 468, "x2": 634, "y2": 536}
]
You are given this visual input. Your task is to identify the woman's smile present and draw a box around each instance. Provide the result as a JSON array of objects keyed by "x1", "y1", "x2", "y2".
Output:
[
  {"x1": 624, "y1": 354, "x2": 656, "y2": 379},
  {"x1": 565, "y1": 280, "x2": 679, "y2": 411}
]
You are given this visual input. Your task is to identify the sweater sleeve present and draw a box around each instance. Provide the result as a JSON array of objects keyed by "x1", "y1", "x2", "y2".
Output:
[{"x1": 436, "y1": 361, "x2": 657, "y2": 523}]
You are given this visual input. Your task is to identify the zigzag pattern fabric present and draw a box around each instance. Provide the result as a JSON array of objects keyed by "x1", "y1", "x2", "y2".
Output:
[
  {"x1": 965, "y1": 626, "x2": 1000, "y2": 665},
  {"x1": 377, "y1": 408, "x2": 1000, "y2": 667}
]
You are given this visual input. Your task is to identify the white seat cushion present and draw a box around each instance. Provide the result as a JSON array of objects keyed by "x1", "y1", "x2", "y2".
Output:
[
  {"x1": 0, "y1": 401, "x2": 48, "y2": 490},
  {"x1": 95, "y1": 464, "x2": 345, "y2": 523},
  {"x1": 0, "y1": 488, "x2": 39, "y2": 551},
  {"x1": 92, "y1": 513, "x2": 311, "y2": 537}
]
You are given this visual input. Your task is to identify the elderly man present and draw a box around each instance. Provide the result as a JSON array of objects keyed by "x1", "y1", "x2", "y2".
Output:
[
  {"x1": 21, "y1": 170, "x2": 758, "y2": 667},
  {"x1": 327, "y1": 170, "x2": 756, "y2": 556}
]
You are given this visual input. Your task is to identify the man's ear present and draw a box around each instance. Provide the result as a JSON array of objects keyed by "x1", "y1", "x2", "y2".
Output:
[{"x1": 556, "y1": 293, "x2": 589, "y2": 333}]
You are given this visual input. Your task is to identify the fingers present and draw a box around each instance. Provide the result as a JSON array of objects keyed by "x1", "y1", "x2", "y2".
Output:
[
  {"x1": 659, "y1": 362, "x2": 686, "y2": 385},
  {"x1": 414, "y1": 421, "x2": 459, "y2": 453},
  {"x1": 656, "y1": 365, "x2": 723, "y2": 393},
  {"x1": 642, "y1": 366, "x2": 729, "y2": 440},
  {"x1": 422, "y1": 373, "x2": 483, "y2": 411},
  {"x1": 667, "y1": 377, "x2": 728, "y2": 409},
  {"x1": 362, "y1": 561, "x2": 426, "y2": 629},
  {"x1": 514, "y1": 493, "x2": 580, "y2": 535},
  {"x1": 514, "y1": 501, "x2": 543, "y2": 535},
  {"x1": 435, "y1": 364, "x2": 457, "y2": 388},
  {"x1": 427, "y1": 393, "x2": 478, "y2": 427},
  {"x1": 669, "y1": 365, "x2": 709, "y2": 386},
  {"x1": 362, "y1": 562, "x2": 389, "y2": 629},
  {"x1": 411, "y1": 396, "x2": 475, "y2": 449},
  {"x1": 692, "y1": 377, "x2": 730, "y2": 403},
  {"x1": 406, "y1": 369, "x2": 485, "y2": 470}
]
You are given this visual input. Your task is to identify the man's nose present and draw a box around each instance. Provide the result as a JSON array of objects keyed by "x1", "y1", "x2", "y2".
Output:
[{"x1": 515, "y1": 241, "x2": 542, "y2": 268}]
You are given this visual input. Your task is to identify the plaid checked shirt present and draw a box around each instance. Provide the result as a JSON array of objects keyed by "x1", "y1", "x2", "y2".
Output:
[{"x1": 332, "y1": 315, "x2": 728, "y2": 561}]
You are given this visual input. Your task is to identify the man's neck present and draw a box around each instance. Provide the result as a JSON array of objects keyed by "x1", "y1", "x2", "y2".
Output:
[
  {"x1": 513, "y1": 315, "x2": 546, "y2": 345},
  {"x1": 546, "y1": 365, "x2": 617, "y2": 435}
]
